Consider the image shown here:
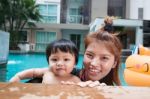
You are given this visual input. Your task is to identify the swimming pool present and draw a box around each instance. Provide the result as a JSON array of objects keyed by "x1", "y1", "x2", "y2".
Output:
[
  {"x1": 0, "y1": 53, "x2": 127, "y2": 85},
  {"x1": 1, "y1": 53, "x2": 83, "y2": 82}
]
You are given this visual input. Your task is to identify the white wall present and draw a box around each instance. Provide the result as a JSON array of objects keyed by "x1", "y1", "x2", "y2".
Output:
[
  {"x1": 143, "y1": 0, "x2": 150, "y2": 20},
  {"x1": 129, "y1": 0, "x2": 150, "y2": 20},
  {"x1": 91, "y1": 0, "x2": 107, "y2": 21},
  {"x1": 36, "y1": 0, "x2": 60, "y2": 4},
  {"x1": 0, "y1": 31, "x2": 9, "y2": 64},
  {"x1": 129, "y1": 0, "x2": 143, "y2": 19}
]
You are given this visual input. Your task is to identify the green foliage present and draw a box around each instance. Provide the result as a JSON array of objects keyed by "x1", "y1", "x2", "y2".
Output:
[{"x1": 0, "y1": 0, "x2": 41, "y2": 50}]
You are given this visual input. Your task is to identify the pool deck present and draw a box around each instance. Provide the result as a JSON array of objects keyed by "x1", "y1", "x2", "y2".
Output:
[{"x1": 0, "y1": 82, "x2": 150, "y2": 99}]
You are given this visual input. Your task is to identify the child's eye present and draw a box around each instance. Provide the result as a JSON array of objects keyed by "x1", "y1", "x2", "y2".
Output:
[
  {"x1": 51, "y1": 58, "x2": 57, "y2": 62},
  {"x1": 64, "y1": 58, "x2": 70, "y2": 61}
]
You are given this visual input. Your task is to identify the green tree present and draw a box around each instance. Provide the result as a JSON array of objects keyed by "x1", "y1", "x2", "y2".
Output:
[{"x1": 0, "y1": 0, "x2": 41, "y2": 49}]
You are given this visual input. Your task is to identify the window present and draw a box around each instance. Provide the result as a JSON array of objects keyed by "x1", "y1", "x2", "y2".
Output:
[
  {"x1": 69, "y1": 8, "x2": 82, "y2": 23},
  {"x1": 70, "y1": 34, "x2": 81, "y2": 50},
  {"x1": 138, "y1": 8, "x2": 143, "y2": 19},
  {"x1": 143, "y1": 20, "x2": 150, "y2": 47},
  {"x1": 18, "y1": 31, "x2": 27, "y2": 43},
  {"x1": 67, "y1": 0, "x2": 85, "y2": 24},
  {"x1": 38, "y1": 4, "x2": 57, "y2": 23},
  {"x1": 36, "y1": 31, "x2": 56, "y2": 51},
  {"x1": 108, "y1": 0, "x2": 126, "y2": 18},
  {"x1": 143, "y1": 34, "x2": 150, "y2": 47}
]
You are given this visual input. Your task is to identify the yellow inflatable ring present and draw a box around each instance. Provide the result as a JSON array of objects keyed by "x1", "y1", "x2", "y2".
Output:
[
  {"x1": 139, "y1": 45, "x2": 150, "y2": 55},
  {"x1": 124, "y1": 54, "x2": 150, "y2": 86}
]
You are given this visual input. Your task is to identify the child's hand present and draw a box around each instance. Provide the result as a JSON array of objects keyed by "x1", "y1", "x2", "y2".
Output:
[
  {"x1": 61, "y1": 81, "x2": 76, "y2": 85},
  {"x1": 9, "y1": 74, "x2": 21, "y2": 82}
]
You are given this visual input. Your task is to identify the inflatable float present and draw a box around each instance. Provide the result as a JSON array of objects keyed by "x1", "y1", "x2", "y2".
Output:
[{"x1": 124, "y1": 45, "x2": 150, "y2": 86}]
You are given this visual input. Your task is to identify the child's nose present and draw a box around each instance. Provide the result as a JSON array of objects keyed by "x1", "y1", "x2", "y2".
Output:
[{"x1": 56, "y1": 61, "x2": 63, "y2": 67}]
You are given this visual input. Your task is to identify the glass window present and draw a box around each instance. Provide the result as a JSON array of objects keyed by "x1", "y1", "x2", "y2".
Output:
[
  {"x1": 138, "y1": 8, "x2": 143, "y2": 20},
  {"x1": 39, "y1": 5, "x2": 47, "y2": 15},
  {"x1": 108, "y1": 0, "x2": 126, "y2": 18},
  {"x1": 70, "y1": 34, "x2": 81, "y2": 50},
  {"x1": 144, "y1": 34, "x2": 150, "y2": 47},
  {"x1": 143, "y1": 20, "x2": 150, "y2": 47},
  {"x1": 18, "y1": 31, "x2": 27, "y2": 43},
  {"x1": 48, "y1": 5, "x2": 57, "y2": 15},
  {"x1": 69, "y1": 8, "x2": 79, "y2": 15},
  {"x1": 38, "y1": 4, "x2": 57, "y2": 23},
  {"x1": 47, "y1": 16, "x2": 57, "y2": 23},
  {"x1": 69, "y1": 8, "x2": 82, "y2": 23},
  {"x1": 36, "y1": 31, "x2": 56, "y2": 51},
  {"x1": 41, "y1": 16, "x2": 57, "y2": 23}
]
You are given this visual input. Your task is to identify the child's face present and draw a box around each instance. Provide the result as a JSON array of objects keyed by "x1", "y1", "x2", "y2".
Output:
[
  {"x1": 83, "y1": 42, "x2": 116, "y2": 81},
  {"x1": 49, "y1": 49, "x2": 76, "y2": 77}
]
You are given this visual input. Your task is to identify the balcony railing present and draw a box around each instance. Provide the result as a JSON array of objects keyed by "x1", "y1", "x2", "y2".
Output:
[{"x1": 67, "y1": 15, "x2": 83, "y2": 24}]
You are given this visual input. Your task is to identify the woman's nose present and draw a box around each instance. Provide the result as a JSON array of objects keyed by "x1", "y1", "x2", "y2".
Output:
[{"x1": 90, "y1": 58, "x2": 101, "y2": 67}]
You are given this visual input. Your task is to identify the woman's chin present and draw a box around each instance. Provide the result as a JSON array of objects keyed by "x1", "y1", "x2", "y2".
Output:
[
  {"x1": 88, "y1": 73, "x2": 101, "y2": 81},
  {"x1": 88, "y1": 70, "x2": 100, "y2": 76}
]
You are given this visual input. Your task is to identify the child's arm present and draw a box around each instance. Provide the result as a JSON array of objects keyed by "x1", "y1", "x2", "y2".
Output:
[{"x1": 9, "y1": 68, "x2": 49, "y2": 82}]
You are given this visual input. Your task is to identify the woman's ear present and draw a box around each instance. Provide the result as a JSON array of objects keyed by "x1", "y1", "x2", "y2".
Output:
[{"x1": 112, "y1": 61, "x2": 117, "y2": 68}]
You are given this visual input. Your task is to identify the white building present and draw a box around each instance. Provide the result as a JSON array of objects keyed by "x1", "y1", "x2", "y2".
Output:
[
  {"x1": 18, "y1": 0, "x2": 150, "y2": 53},
  {"x1": 126, "y1": 0, "x2": 150, "y2": 47}
]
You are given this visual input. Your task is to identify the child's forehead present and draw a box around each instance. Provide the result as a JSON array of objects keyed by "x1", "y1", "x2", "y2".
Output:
[
  {"x1": 50, "y1": 51, "x2": 75, "y2": 58},
  {"x1": 51, "y1": 49, "x2": 74, "y2": 54}
]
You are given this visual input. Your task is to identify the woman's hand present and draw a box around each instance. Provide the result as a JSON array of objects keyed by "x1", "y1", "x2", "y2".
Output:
[
  {"x1": 77, "y1": 80, "x2": 106, "y2": 87},
  {"x1": 61, "y1": 80, "x2": 106, "y2": 88}
]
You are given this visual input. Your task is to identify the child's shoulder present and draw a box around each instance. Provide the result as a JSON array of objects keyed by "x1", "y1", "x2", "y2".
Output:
[{"x1": 71, "y1": 75, "x2": 81, "y2": 83}]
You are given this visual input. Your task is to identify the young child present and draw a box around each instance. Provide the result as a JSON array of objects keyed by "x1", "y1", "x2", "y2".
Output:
[{"x1": 10, "y1": 39, "x2": 81, "y2": 84}]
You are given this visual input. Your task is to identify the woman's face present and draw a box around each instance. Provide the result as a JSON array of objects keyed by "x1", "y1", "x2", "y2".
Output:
[{"x1": 83, "y1": 42, "x2": 116, "y2": 81}]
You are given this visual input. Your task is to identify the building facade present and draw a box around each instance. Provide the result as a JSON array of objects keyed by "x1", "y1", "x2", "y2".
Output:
[
  {"x1": 20, "y1": 0, "x2": 150, "y2": 53},
  {"x1": 126, "y1": 0, "x2": 150, "y2": 47}
]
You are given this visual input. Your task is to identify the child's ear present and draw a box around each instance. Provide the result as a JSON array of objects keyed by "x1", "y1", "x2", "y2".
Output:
[{"x1": 112, "y1": 61, "x2": 117, "y2": 68}]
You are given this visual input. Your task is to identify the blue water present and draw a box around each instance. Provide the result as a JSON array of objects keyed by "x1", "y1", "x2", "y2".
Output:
[
  {"x1": 1, "y1": 53, "x2": 127, "y2": 85},
  {"x1": 5, "y1": 53, "x2": 83, "y2": 81},
  {"x1": 119, "y1": 63, "x2": 127, "y2": 86}
]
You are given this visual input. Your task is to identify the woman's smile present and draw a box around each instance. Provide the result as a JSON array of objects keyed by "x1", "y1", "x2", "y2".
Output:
[{"x1": 88, "y1": 67, "x2": 101, "y2": 75}]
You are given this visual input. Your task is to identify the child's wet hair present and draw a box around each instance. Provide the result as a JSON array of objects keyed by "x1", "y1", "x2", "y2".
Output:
[{"x1": 46, "y1": 39, "x2": 79, "y2": 64}]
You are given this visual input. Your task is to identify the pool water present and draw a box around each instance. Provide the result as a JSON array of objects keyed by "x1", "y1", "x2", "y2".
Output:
[
  {"x1": 4, "y1": 53, "x2": 83, "y2": 82},
  {"x1": 0, "y1": 53, "x2": 127, "y2": 85}
]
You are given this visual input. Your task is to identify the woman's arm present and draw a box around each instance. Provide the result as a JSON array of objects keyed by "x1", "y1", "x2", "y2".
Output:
[{"x1": 9, "y1": 68, "x2": 49, "y2": 82}]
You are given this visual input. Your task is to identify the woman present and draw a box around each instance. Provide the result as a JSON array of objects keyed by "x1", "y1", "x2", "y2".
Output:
[{"x1": 10, "y1": 16, "x2": 122, "y2": 86}]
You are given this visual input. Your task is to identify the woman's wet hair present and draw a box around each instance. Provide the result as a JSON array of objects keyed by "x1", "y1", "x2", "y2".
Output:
[
  {"x1": 46, "y1": 39, "x2": 79, "y2": 64},
  {"x1": 84, "y1": 16, "x2": 122, "y2": 85}
]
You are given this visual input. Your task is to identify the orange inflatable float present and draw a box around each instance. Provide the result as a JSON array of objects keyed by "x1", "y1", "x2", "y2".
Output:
[{"x1": 124, "y1": 45, "x2": 150, "y2": 86}]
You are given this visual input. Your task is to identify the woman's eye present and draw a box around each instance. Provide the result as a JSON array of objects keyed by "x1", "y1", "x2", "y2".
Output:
[
  {"x1": 86, "y1": 53, "x2": 93, "y2": 59},
  {"x1": 102, "y1": 57, "x2": 109, "y2": 61}
]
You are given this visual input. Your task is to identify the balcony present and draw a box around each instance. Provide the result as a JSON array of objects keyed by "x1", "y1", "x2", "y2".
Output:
[{"x1": 67, "y1": 15, "x2": 83, "y2": 24}]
